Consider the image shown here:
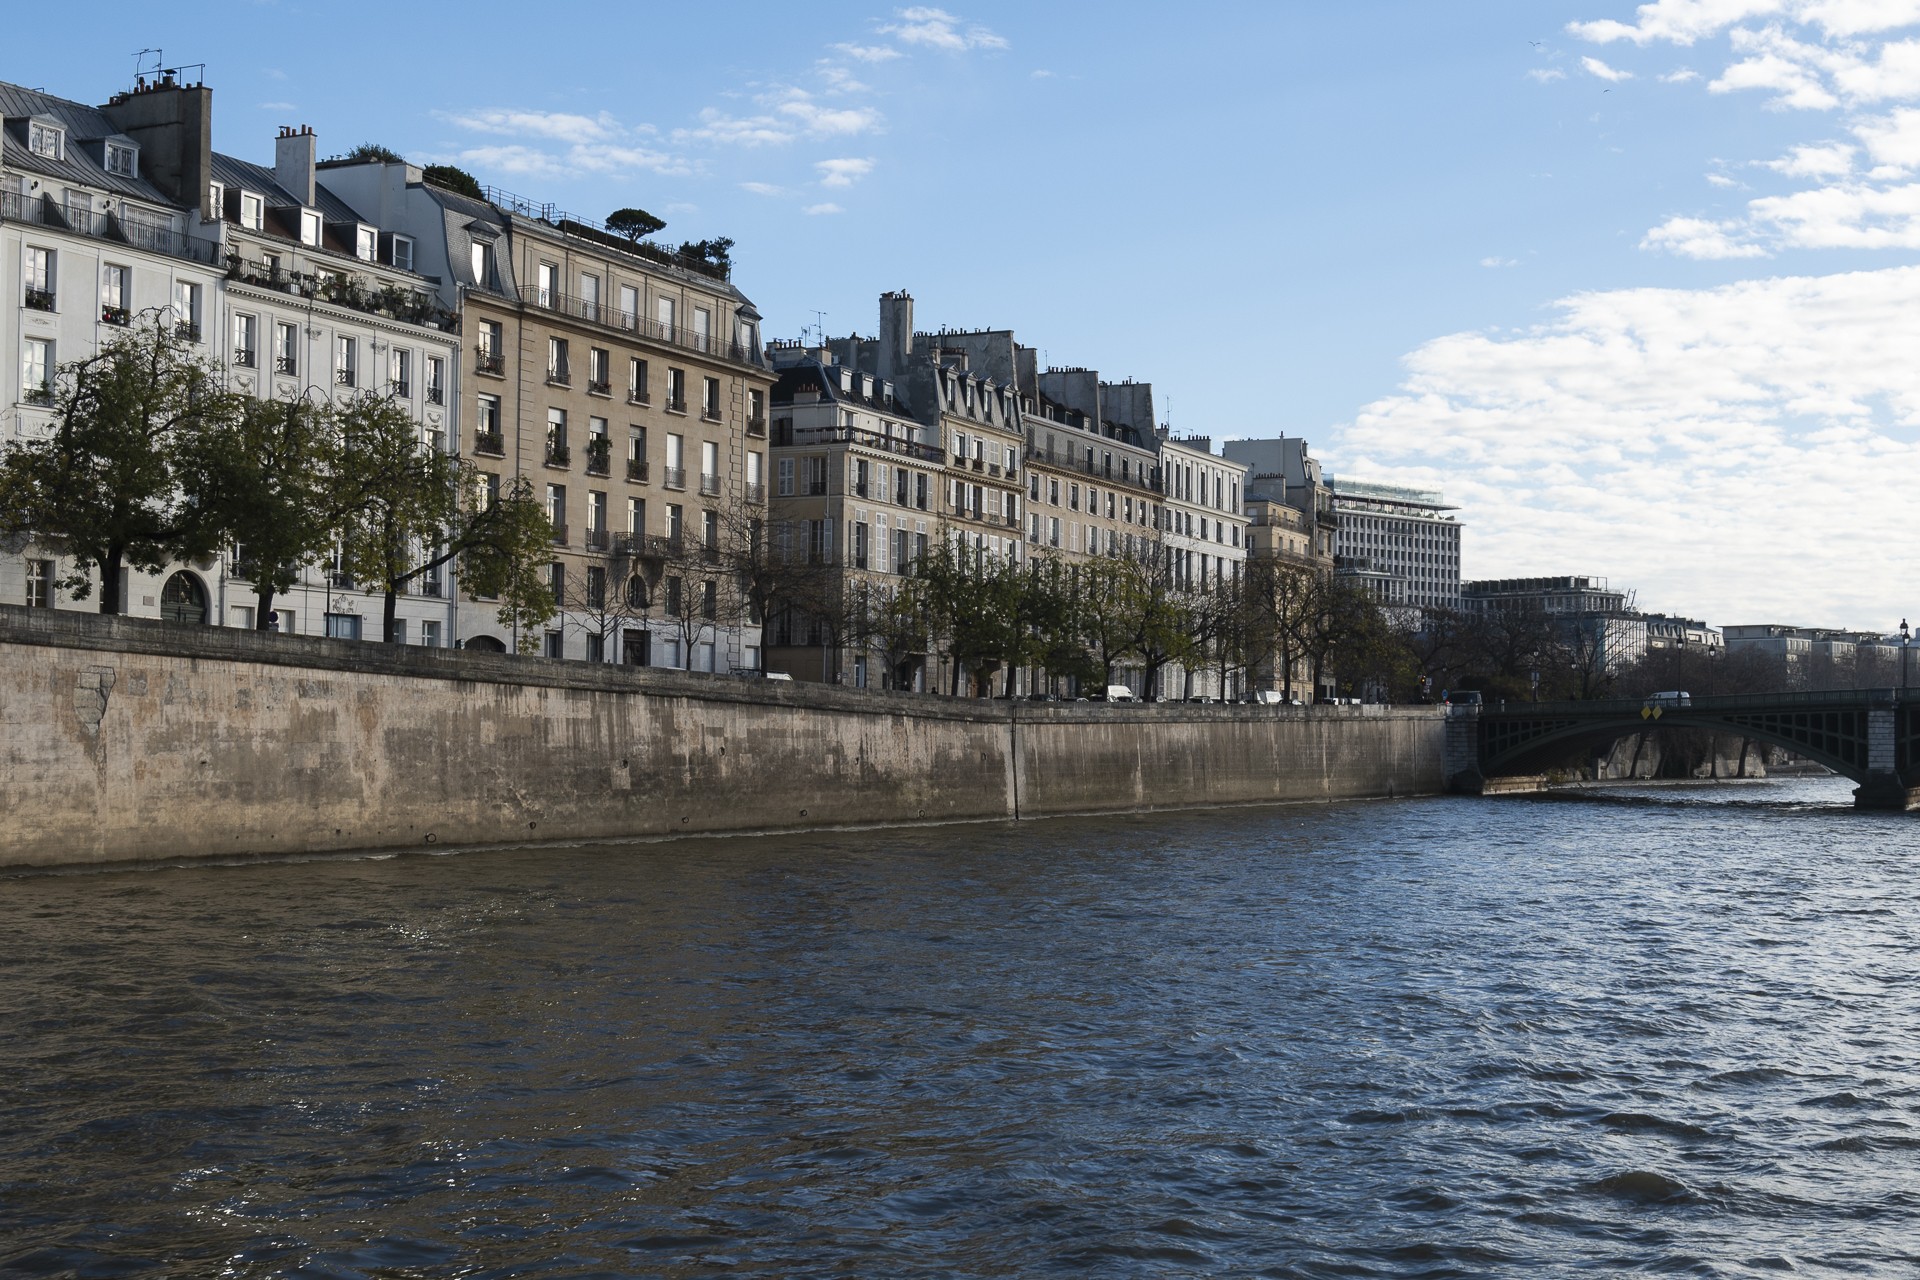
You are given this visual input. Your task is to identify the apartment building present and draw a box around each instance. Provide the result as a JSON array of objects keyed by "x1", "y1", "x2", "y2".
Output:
[
  {"x1": 324, "y1": 163, "x2": 775, "y2": 667},
  {"x1": 1328, "y1": 477, "x2": 1463, "y2": 614},
  {"x1": 1224, "y1": 436, "x2": 1338, "y2": 699},
  {"x1": 763, "y1": 343, "x2": 943, "y2": 686},
  {"x1": 1021, "y1": 368, "x2": 1166, "y2": 566},
  {"x1": 1155, "y1": 431, "x2": 1248, "y2": 594},
  {"x1": 0, "y1": 78, "x2": 226, "y2": 621}
]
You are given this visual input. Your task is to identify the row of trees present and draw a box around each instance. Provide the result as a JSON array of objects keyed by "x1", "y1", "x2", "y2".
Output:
[{"x1": 0, "y1": 319, "x2": 556, "y2": 643}]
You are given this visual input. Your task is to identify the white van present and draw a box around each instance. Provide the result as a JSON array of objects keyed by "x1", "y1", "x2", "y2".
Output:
[
  {"x1": 1093, "y1": 684, "x2": 1138, "y2": 703},
  {"x1": 1646, "y1": 690, "x2": 1691, "y2": 708}
]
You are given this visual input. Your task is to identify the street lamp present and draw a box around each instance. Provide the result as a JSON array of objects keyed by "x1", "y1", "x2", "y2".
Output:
[{"x1": 1901, "y1": 617, "x2": 1911, "y2": 695}]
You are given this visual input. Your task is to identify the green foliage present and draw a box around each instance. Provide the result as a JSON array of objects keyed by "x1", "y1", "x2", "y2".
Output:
[
  {"x1": 190, "y1": 396, "x2": 336, "y2": 624},
  {"x1": 676, "y1": 236, "x2": 734, "y2": 274},
  {"x1": 605, "y1": 207, "x2": 667, "y2": 242},
  {"x1": 347, "y1": 142, "x2": 405, "y2": 163},
  {"x1": 422, "y1": 163, "x2": 484, "y2": 199},
  {"x1": 0, "y1": 319, "x2": 236, "y2": 613}
]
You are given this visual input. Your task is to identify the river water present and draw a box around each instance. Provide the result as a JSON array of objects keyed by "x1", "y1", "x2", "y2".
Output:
[{"x1": 3, "y1": 777, "x2": 1918, "y2": 1277}]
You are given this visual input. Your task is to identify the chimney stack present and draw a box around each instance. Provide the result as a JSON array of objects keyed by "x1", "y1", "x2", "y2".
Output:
[
  {"x1": 275, "y1": 125, "x2": 316, "y2": 205},
  {"x1": 100, "y1": 79, "x2": 214, "y2": 217},
  {"x1": 877, "y1": 290, "x2": 913, "y2": 387}
]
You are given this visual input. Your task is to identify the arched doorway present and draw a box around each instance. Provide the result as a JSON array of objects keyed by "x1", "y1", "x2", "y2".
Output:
[
  {"x1": 463, "y1": 635, "x2": 507, "y2": 653},
  {"x1": 160, "y1": 572, "x2": 209, "y2": 624}
]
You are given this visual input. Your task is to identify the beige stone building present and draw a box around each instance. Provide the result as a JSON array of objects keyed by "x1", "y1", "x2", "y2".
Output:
[{"x1": 322, "y1": 166, "x2": 774, "y2": 666}]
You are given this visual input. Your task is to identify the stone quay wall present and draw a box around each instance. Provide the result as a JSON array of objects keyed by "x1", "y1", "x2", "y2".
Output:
[{"x1": 0, "y1": 606, "x2": 1447, "y2": 870}]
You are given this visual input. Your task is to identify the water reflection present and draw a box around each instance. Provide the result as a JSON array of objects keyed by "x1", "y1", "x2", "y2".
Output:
[{"x1": 2, "y1": 778, "x2": 1916, "y2": 1276}]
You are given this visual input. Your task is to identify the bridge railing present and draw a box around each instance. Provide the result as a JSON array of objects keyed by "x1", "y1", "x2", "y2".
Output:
[{"x1": 1487, "y1": 688, "x2": 1890, "y2": 717}]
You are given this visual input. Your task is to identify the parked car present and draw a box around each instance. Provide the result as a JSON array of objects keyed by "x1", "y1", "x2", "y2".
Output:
[
  {"x1": 1646, "y1": 690, "x2": 1692, "y2": 708},
  {"x1": 1185, "y1": 695, "x2": 1219, "y2": 704},
  {"x1": 1444, "y1": 690, "x2": 1484, "y2": 706}
]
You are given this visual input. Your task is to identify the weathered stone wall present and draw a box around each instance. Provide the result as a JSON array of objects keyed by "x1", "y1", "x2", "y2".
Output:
[{"x1": 0, "y1": 607, "x2": 1446, "y2": 870}]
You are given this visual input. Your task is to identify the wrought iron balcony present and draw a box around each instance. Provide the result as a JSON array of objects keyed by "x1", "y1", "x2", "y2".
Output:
[
  {"x1": 275, "y1": 355, "x2": 297, "y2": 374},
  {"x1": 626, "y1": 458, "x2": 651, "y2": 482},
  {"x1": 101, "y1": 305, "x2": 130, "y2": 326},
  {"x1": 588, "y1": 379, "x2": 611, "y2": 396},
  {"x1": 545, "y1": 443, "x2": 571, "y2": 468},
  {"x1": 515, "y1": 285, "x2": 768, "y2": 369},
  {"x1": 549, "y1": 522, "x2": 569, "y2": 546},
  {"x1": 664, "y1": 466, "x2": 686, "y2": 489},
  {"x1": 476, "y1": 350, "x2": 505, "y2": 376},
  {"x1": 233, "y1": 348, "x2": 256, "y2": 368},
  {"x1": 176, "y1": 321, "x2": 201, "y2": 342},
  {"x1": 745, "y1": 481, "x2": 766, "y2": 503},
  {"x1": 474, "y1": 432, "x2": 505, "y2": 457},
  {"x1": 586, "y1": 528, "x2": 611, "y2": 551},
  {"x1": 746, "y1": 415, "x2": 767, "y2": 437},
  {"x1": 425, "y1": 386, "x2": 445, "y2": 406},
  {"x1": 699, "y1": 473, "x2": 721, "y2": 496},
  {"x1": 24, "y1": 288, "x2": 55, "y2": 312},
  {"x1": 666, "y1": 396, "x2": 688, "y2": 414}
]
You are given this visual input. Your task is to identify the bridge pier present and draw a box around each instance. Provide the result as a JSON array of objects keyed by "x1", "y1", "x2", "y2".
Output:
[
  {"x1": 1856, "y1": 705, "x2": 1918, "y2": 809},
  {"x1": 1852, "y1": 774, "x2": 1920, "y2": 810}
]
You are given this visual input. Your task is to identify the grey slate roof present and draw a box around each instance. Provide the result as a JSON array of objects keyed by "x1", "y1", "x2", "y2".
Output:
[
  {"x1": 210, "y1": 151, "x2": 365, "y2": 225},
  {"x1": 0, "y1": 80, "x2": 187, "y2": 209}
]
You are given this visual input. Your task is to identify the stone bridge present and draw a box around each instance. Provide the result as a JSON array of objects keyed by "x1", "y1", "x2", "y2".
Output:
[{"x1": 1444, "y1": 689, "x2": 1920, "y2": 810}]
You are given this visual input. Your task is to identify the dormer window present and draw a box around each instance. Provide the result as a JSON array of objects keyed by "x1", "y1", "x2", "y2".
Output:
[
  {"x1": 105, "y1": 143, "x2": 137, "y2": 176},
  {"x1": 299, "y1": 209, "x2": 321, "y2": 246},
  {"x1": 390, "y1": 234, "x2": 414, "y2": 272},
  {"x1": 355, "y1": 226, "x2": 376, "y2": 262},
  {"x1": 28, "y1": 122, "x2": 63, "y2": 160},
  {"x1": 240, "y1": 192, "x2": 263, "y2": 230}
]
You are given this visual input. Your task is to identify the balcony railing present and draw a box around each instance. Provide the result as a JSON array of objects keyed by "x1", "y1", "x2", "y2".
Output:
[
  {"x1": 176, "y1": 321, "x2": 201, "y2": 343},
  {"x1": 617, "y1": 533, "x2": 682, "y2": 560},
  {"x1": 101, "y1": 305, "x2": 130, "y2": 326},
  {"x1": 699, "y1": 473, "x2": 721, "y2": 496},
  {"x1": 23, "y1": 384, "x2": 52, "y2": 406},
  {"x1": 418, "y1": 580, "x2": 444, "y2": 599},
  {"x1": 0, "y1": 190, "x2": 219, "y2": 265},
  {"x1": 24, "y1": 288, "x2": 55, "y2": 312},
  {"x1": 664, "y1": 466, "x2": 686, "y2": 489},
  {"x1": 746, "y1": 415, "x2": 767, "y2": 437},
  {"x1": 335, "y1": 368, "x2": 355, "y2": 386},
  {"x1": 666, "y1": 396, "x2": 688, "y2": 414},
  {"x1": 588, "y1": 378, "x2": 611, "y2": 396},
  {"x1": 390, "y1": 379, "x2": 411, "y2": 399},
  {"x1": 627, "y1": 389, "x2": 649, "y2": 406},
  {"x1": 518, "y1": 287, "x2": 768, "y2": 369},
  {"x1": 476, "y1": 350, "x2": 505, "y2": 376},
  {"x1": 425, "y1": 386, "x2": 445, "y2": 406},
  {"x1": 233, "y1": 348, "x2": 256, "y2": 368},
  {"x1": 626, "y1": 458, "x2": 650, "y2": 483},
  {"x1": 586, "y1": 445, "x2": 611, "y2": 475},
  {"x1": 775, "y1": 422, "x2": 944, "y2": 463},
  {"x1": 275, "y1": 355, "x2": 297, "y2": 374},
  {"x1": 745, "y1": 481, "x2": 765, "y2": 503},
  {"x1": 701, "y1": 543, "x2": 722, "y2": 565},
  {"x1": 546, "y1": 368, "x2": 570, "y2": 388},
  {"x1": 549, "y1": 523, "x2": 569, "y2": 546},
  {"x1": 586, "y1": 528, "x2": 611, "y2": 551},
  {"x1": 474, "y1": 432, "x2": 505, "y2": 457},
  {"x1": 701, "y1": 404, "x2": 722, "y2": 422},
  {"x1": 545, "y1": 443, "x2": 571, "y2": 468}
]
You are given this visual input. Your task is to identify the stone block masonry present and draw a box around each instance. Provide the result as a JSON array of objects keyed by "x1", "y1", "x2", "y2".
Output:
[{"x1": 0, "y1": 606, "x2": 1447, "y2": 870}]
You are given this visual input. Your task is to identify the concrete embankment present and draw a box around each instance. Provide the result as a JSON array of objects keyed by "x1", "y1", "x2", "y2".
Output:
[{"x1": 0, "y1": 606, "x2": 1447, "y2": 870}]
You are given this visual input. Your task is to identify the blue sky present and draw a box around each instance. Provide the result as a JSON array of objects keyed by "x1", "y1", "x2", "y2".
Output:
[{"x1": 25, "y1": 2, "x2": 1920, "y2": 629}]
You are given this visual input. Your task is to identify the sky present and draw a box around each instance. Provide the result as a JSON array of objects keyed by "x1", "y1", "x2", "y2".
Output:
[{"x1": 21, "y1": 1, "x2": 1920, "y2": 630}]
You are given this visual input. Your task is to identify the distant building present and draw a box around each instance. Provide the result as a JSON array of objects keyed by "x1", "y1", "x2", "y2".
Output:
[
  {"x1": 1724, "y1": 623, "x2": 1904, "y2": 689},
  {"x1": 1462, "y1": 575, "x2": 1626, "y2": 615},
  {"x1": 1643, "y1": 613, "x2": 1721, "y2": 652},
  {"x1": 1328, "y1": 477, "x2": 1462, "y2": 612}
]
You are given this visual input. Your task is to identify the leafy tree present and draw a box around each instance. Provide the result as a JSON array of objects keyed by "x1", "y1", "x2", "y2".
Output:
[
  {"x1": 422, "y1": 163, "x2": 484, "y2": 199},
  {"x1": 0, "y1": 319, "x2": 236, "y2": 613},
  {"x1": 913, "y1": 539, "x2": 1026, "y2": 696},
  {"x1": 1119, "y1": 545, "x2": 1195, "y2": 700},
  {"x1": 189, "y1": 395, "x2": 337, "y2": 627},
  {"x1": 676, "y1": 237, "x2": 734, "y2": 275},
  {"x1": 606, "y1": 207, "x2": 667, "y2": 242},
  {"x1": 331, "y1": 397, "x2": 552, "y2": 644},
  {"x1": 347, "y1": 143, "x2": 405, "y2": 163}
]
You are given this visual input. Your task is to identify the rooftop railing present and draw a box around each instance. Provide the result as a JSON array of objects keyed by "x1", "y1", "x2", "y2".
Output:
[
  {"x1": 522, "y1": 289, "x2": 766, "y2": 369},
  {"x1": 1, "y1": 191, "x2": 220, "y2": 266}
]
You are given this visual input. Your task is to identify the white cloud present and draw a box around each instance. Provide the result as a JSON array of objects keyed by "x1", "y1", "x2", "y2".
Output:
[
  {"x1": 1031, "y1": 68, "x2": 1057, "y2": 79},
  {"x1": 879, "y1": 6, "x2": 1009, "y2": 52},
  {"x1": 832, "y1": 42, "x2": 903, "y2": 62},
  {"x1": 675, "y1": 88, "x2": 883, "y2": 147},
  {"x1": 1762, "y1": 140, "x2": 1857, "y2": 173},
  {"x1": 739, "y1": 181, "x2": 787, "y2": 196},
  {"x1": 1856, "y1": 104, "x2": 1920, "y2": 166},
  {"x1": 1480, "y1": 256, "x2": 1521, "y2": 267},
  {"x1": 1570, "y1": 1, "x2": 1785, "y2": 47},
  {"x1": 804, "y1": 202, "x2": 844, "y2": 215},
  {"x1": 1708, "y1": 171, "x2": 1742, "y2": 184},
  {"x1": 1748, "y1": 178, "x2": 1920, "y2": 245},
  {"x1": 257, "y1": 101, "x2": 297, "y2": 112},
  {"x1": 1336, "y1": 266, "x2": 1920, "y2": 625},
  {"x1": 1583, "y1": 55, "x2": 1637, "y2": 80},
  {"x1": 815, "y1": 156, "x2": 876, "y2": 187},
  {"x1": 438, "y1": 108, "x2": 622, "y2": 145},
  {"x1": 1662, "y1": 66, "x2": 1703, "y2": 81},
  {"x1": 1528, "y1": 67, "x2": 1568, "y2": 83},
  {"x1": 1641, "y1": 214, "x2": 1771, "y2": 256}
]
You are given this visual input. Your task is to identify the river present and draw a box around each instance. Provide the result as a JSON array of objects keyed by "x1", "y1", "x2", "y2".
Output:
[{"x1": 2, "y1": 777, "x2": 1917, "y2": 1276}]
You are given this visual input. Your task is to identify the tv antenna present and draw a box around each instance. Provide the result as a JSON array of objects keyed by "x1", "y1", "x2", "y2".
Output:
[
  {"x1": 808, "y1": 310, "x2": 829, "y2": 345},
  {"x1": 133, "y1": 48, "x2": 163, "y2": 79}
]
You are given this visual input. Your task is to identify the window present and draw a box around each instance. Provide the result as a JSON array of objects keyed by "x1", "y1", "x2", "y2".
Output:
[
  {"x1": 28, "y1": 121, "x2": 62, "y2": 159},
  {"x1": 325, "y1": 613, "x2": 362, "y2": 640},
  {"x1": 700, "y1": 580, "x2": 716, "y2": 621},
  {"x1": 229, "y1": 189, "x2": 260, "y2": 230},
  {"x1": 667, "y1": 367, "x2": 686, "y2": 412},
  {"x1": 24, "y1": 248, "x2": 54, "y2": 311},
  {"x1": 391, "y1": 234, "x2": 414, "y2": 272},
  {"x1": 356, "y1": 226, "x2": 377, "y2": 262},
  {"x1": 628, "y1": 357, "x2": 649, "y2": 403},
  {"x1": 547, "y1": 337, "x2": 570, "y2": 384},
  {"x1": 579, "y1": 273, "x2": 600, "y2": 322},
  {"x1": 470, "y1": 239, "x2": 495, "y2": 287},
  {"x1": 537, "y1": 262, "x2": 557, "y2": 309},
  {"x1": 421, "y1": 620, "x2": 441, "y2": 648},
  {"x1": 299, "y1": 210, "x2": 322, "y2": 246},
  {"x1": 232, "y1": 313, "x2": 257, "y2": 367},
  {"x1": 477, "y1": 319, "x2": 504, "y2": 374},
  {"x1": 22, "y1": 338, "x2": 53, "y2": 403},
  {"x1": 702, "y1": 376, "x2": 721, "y2": 419},
  {"x1": 665, "y1": 576, "x2": 683, "y2": 616},
  {"x1": 805, "y1": 456, "x2": 828, "y2": 497},
  {"x1": 274, "y1": 322, "x2": 299, "y2": 375},
  {"x1": 24, "y1": 559, "x2": 54, "y2": 608},
  {"x1": 666, "y1": 433, "x2": 685, "y2": 488},
  {"x1": 854, "y1": 520, "x2": 869, "y2": 569},
  {"x1": 475, "y1": 394, "x2": 502, "y2": 450},
  {"x1": 628, "y1": 495, "x2": 646, "y2": 534},
  {"x1": 544, "y1": 631, "x2": 565, "y2": 659},
  {"x1": 335, "y1": 336, "x2": 356, "y2": 386},
  {"x1": 389, "y1": 347, "x2": 412, "y2": 397},
  {"x1": 619, "y1": 284, "x2": 640, "y2": 328},
  {"x1": 588, "y1": 347, "x2": 610, "y2": 394},
  {"x1": 667, "y1": 503, "x2": 684, "y2": 543},
  {"x1": 693, "y1": 307, "x2": 712, "y2": 353},
  {"x1": 703, "y1": 509, "x2": 719, "y2": 551},
  {"x1": 700, "y1": 440, "x2": 719, "y2": 494},
  {"x1": 100, "y1": 263, "x2": 129, "y2": 323},
  {"x1": 656, "y1": 295, "x2": 676, "y2": 338},
  {"x1": 546, "y1": 408, "x2": 568, "y2": 464},
  {"x1": 545, "y1": 484, "x2": 566, "y2": 535},
  {"x1": 425, "y1": 356, "x2": 445, "y2": 405},
  {"x1": 778, "y1": 457, "x2": 795, "y2": 497},
  {"x1": 173, "y1": 281, "x2": 202, "y2": 340}
]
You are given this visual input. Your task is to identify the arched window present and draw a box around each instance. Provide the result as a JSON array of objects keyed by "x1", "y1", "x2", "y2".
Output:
[
  {"x1": 463, "y1": 635, "x2": 507, "y2": 653},
  {"x1": 160, "y1": 572, "x2": 208, "y2": 624}
]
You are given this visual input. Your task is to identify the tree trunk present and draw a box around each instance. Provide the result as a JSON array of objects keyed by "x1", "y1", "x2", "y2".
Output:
[
  {"x1": 383, "y1": 588, "x2": 400, "y2": 643},
  {"x1": 253, "y1": 585, "x2": 278, "y2": 630},
  {"x1": 99, "y1": 548, "x2": 125, "y2": 614}
]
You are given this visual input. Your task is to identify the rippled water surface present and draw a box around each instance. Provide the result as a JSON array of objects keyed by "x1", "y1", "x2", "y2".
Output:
[{"x1": 4, "y1": 777, "x2": 1920, "y2": 1277}]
